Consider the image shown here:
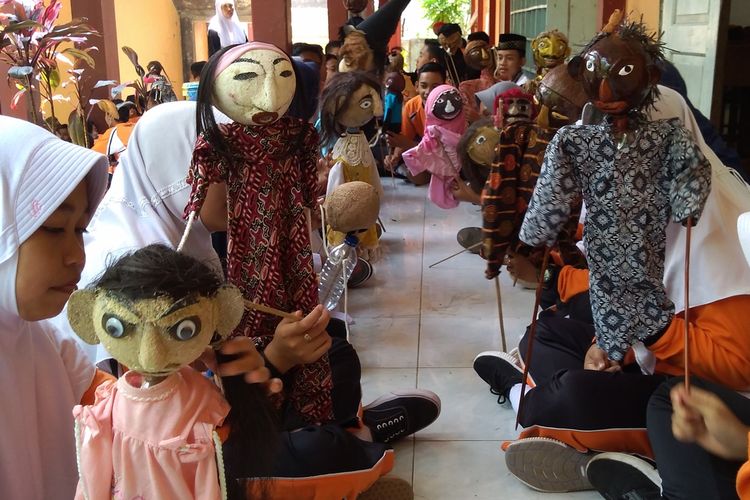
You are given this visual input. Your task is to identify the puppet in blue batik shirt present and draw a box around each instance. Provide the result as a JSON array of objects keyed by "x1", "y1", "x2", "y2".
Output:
[{"x1": 519, "y1": 20, "x2": 711, "y2": 361}]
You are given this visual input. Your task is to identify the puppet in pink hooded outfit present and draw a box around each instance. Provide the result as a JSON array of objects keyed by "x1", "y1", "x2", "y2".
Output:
[{"x1": 403, "y1": 85, "x2": 466, "y2": 209}]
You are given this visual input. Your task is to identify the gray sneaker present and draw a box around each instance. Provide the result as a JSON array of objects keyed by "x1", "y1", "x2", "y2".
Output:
[{"x1": 505, "y1": 437, "x2": 596, "y2": 492}]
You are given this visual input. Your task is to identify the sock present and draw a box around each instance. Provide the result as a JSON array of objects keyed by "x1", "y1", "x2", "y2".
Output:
[{"x1": 508, "y1": 383, "x2": 530, "y2": 414}]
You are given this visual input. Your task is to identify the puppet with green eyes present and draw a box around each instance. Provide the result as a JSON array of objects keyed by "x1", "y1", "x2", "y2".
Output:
[
  {"x1": 68, "y1": 244, "x2": 272, "y2": 500},
  {"x1": 519, "y1": 20, "x2": 711, "y2": 361},
  {"x1": 184, "y1": 42, "x2": 335, "y2": 427},
  {"x1": 320, "y1": 71, "x2": 385, "y2": 261}
]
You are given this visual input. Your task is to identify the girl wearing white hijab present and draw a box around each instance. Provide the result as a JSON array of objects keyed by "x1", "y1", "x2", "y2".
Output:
[
  {"x1": 50, "y1": 101, "x2": 224, "y2": 363},
  {"x1": 0, "y1": 116, "x2": 108, "y2": 499},
  {"x1": 207, "y1": 0, "x2": 247, "y2": 57}
]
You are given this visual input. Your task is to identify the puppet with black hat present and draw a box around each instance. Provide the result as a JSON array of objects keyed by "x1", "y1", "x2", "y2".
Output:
[
  {"x1": 338, "y1": 0, "x2": 411, "y2": 77},
  {"x1": 438, "y1": 23, "x2": 469, "y2": 84},
  {"x1": 495, "y1": 33, "x2": 530, "y2": 86}
]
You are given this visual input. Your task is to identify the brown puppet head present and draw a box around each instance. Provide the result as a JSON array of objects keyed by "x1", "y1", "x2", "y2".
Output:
[
  {"x1": 536, "y1": 63, "x2": 589, "y2": 129},
  {"x1": 318, "y1": 71, "x2": 383, "y2": 146},
  {"x1": 568, "y1": 19, "x2": 663, "y2": 120},
  {"x1": 457, "y1": 117, "x2": 501, "y2": 194},
  {"x1": 67, "y1": 244, "x2": 243, "y2": 382},
  {"x1": 465, "y1": 39, "x2": 495, "y2": 72},
  {"x1": 323, "y1": 181, "x2": 380, "y2": 235},
  {"x1": 531, "y1": 29, "x2": 570, "y2": 74}
]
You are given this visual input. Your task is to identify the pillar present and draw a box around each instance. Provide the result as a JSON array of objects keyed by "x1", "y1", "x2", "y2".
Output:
[
  {"x1": 248, "y1": 0, "x2": 292, "y2": 53},
  {"x1": 328, "y1": 0, "x2": 349, "y2": 41}
]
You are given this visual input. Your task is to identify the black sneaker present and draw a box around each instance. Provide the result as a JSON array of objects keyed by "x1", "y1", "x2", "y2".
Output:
[
  {"x1": 473, "y1": 351, "x2": 523, "y2": 404},
  {"x1": 362, "y1": 389, "x2": 441, "y2": 444},
  {"x1": 505, "y1": 437, "x2": 595, "y2": 492},
  {"x1": 586, "y1": 452, "x2": 662, "y2": 500},
  {"x1": 457, "y1": 227, "x2": 483, "y2": 254},
  {"x1": 347, "y1": 257, "x2": 373, "y2": 288}
]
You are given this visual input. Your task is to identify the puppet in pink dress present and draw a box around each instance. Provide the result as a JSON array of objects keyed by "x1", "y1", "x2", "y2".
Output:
[{"x1": 402, "y1": 85, "x2": 466, "y2": 209}]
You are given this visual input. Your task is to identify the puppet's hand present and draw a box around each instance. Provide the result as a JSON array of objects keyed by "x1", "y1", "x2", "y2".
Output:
[
  {"x1": 384, "y1": 152, "x2": 401, "y2": 172},
  {"x1": 265, "y1": 305, "x2": 332, "y2": 372},
  {"x1": 671, "y1": 383, "x2": 750, "y2": 461},
  {"x1": 583, "y1": 344, "x2": 621, "y2": 373},
  {"x1": 451, "y1": 179, "x2": 481, "y2": 204}
]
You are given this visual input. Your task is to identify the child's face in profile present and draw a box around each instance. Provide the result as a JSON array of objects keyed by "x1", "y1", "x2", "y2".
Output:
[{"x1": 15, "y1": 181, "x2": 89, "y2": 321}]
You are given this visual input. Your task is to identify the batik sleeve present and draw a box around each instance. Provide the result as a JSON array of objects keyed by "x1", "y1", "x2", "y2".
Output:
[
  {"x1": 184, "y1": 133, "x2": 227, "y2": 217},
  {"x1": 519, "y1": 127, "x2": 580, "y2": 248},
  {"x1": 668, "y1": 123, "x2": 711, "y2": 225}
]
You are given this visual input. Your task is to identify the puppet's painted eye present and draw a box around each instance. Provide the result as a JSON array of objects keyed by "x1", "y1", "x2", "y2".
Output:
[
  {"x1": 234, "y1": 72, "x2": 258, "y2": 81},
  {"x1": 475, "y1": 135, "x2": 487, "y2": 145},
  {"x1": 171, "y1": 317, "x2": 201, "y2": 341},
  {"x1": 102, "y1": 315, "x2": 127, "y2": 338},
  {"x1": 359, "y1": 99, "x2": 373, "y2": 110},
  {"x1": 280, "y1": 70, "x2": 293, "y2": 77},
  {"x1": 618, "y1": 64, "x2": 634, "y2": 76},
  {"x1": 585, "y1": 59, "x2": 596, "y2": 72}
]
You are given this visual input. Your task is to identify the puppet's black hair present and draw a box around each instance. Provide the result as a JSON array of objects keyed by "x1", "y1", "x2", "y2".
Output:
[
  {"x1": 318, "y1": 71, "x2": 382, "y2": 147},
  {"x1": 94, "y1": 244, "x2": 278, "y2": 500},
  {"x1": 457, "y1": 118, "x2": 493, "y2": 194},
  {"x1": 196, "y1": 44, "x2": 306, "y2": 166}
]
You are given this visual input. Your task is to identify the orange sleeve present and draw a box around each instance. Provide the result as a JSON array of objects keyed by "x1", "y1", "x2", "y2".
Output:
[
  {"x1": 557, "y1": 265, "x2": 590, "y2": 303},
  {"x1": 399, "y1": 96, "x2": 419, "y2": 142},
  {"x1": 737, "y1": 437, "x2": 750, "y2": 499},
  {"x1": 650, "y1": 295, "x2": 750, "y2": 391},
  {"x1": 92, "y1": 127, "x2": 115, "y2": 155},
  {"x1": 80, "y1": 369, "x2": 116, "y2": 406}
]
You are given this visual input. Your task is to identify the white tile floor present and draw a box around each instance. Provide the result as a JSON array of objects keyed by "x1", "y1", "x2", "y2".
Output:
[{"x1": 348, "y1": 180, "x2": 599, "y2": 499}]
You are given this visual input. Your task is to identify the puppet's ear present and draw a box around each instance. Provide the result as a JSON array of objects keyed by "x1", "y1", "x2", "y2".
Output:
[
  {"x1": 568, "y1": 56, "x2": 584, "y2": 80},
  {"x1": 215, "y1": 285, "x2": 244, "y2": 338},
  {"x1": 67, "y1": 290, "x2": 100, "y2": 345}
]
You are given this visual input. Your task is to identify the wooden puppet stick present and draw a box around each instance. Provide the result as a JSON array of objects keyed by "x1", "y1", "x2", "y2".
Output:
[
  {"x1": 494, "y1": 276, "x2": 507, "y2": 352},
  {"x1": 428, "y1": 241, "x2": 482, "y2": 268},
  {"x1": 684, "y1": 217, "x2": 693, "y2": 393},
  {"x1": 244, "y1": 300, "x2": 300, "y2": 322},
  {"x1": 515, "y1": 247, "x2": 552, "y2": 430}
]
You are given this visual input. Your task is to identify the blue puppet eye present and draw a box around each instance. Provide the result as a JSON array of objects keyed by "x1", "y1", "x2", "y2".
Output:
[
  {"x1": 102, "y1": 314, "x2": 128, "y2": 338},
  {"x1": 585, "y1": 59, "x2": 596, "y2": 72},
  {"x1": 170, "y1": 317, "x2": 201, "y2": 341}
]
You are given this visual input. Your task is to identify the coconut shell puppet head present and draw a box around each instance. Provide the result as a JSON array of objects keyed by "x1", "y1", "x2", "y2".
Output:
[
  {"x1": 531, "y1": 29, "x2": 570, "y2": 74},
  {"x1": 324, "y1": 181, "x2": 380, "y2": 234},
  {"x1": 457, "y1": 117, "x2": 500, "y2": 194},
  {"x1": 465, "y1": 39, "x2": 495, "y2": 72},
  {"x1": 319, "y1": 71, "x2": 383, "y2": 146},
  {"x1": 536, "y1": 62, "x2": 589, "y2": 128},
  {"x1": 339, "y1": 0, "x2": 411, "y2": 74},
  {"x1": 385, "y1": 71, "x2": 406, "y2": 95},
  {"x1": 567, "y1": 19, "x2": 663, "y2": 122},
  {"x1": 68, "y1": 244, "x2": 243, "y2": 380}
]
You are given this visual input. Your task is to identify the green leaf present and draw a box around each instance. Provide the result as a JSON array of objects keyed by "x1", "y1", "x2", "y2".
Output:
[
  {"x1": 67, "y1": 111, "x2": 86, "y2": 146},
  {"x1": 41, "y1": 68, "x2": 60, "y2": 89},
  {"x1": 62, "y1": 47, "x2": 95, "y2": 68},
  {"x1": 2, "y1": 20, "x2": 42, "y2": 34},
  {"x1": 8, "y1": 65, "x2": 33, "y2": 79}
]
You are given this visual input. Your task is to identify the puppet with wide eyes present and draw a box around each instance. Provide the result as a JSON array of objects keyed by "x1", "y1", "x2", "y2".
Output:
[
  {"x1": 69, "y1": 245, "x2": 248, "y2": 500},
  {"x1": 402, "y1": 85, "x2": 467, "y2": 209},
  {"x1": 520, "y1": 20, "x2": 711, "y2": 361},
  {"x1": 458, "y1": 118, "x2": 501, "y2": 194},
  {"x1": 459, "y1": 39, "x2": 499, "y2": 123},
  {"x1": 320, "y1": 71, "x2": 385, "y2": 260},
  {"x1": 530, "y1": 29, "x2": 570, "y2": 83},
  {"x1": 184, "y1": 42, "x2": 334, "y2": 426}
]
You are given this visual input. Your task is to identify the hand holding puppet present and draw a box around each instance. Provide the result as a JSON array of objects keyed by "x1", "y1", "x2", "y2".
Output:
[
  {"x1": 403, "y1": 85, "x2": 466, "y2": 209},
  {"x1": 320, "y1": 71, "x2": 385, "y2": 260},
  {"x1": 184, "y1": 42, "x2": 333, "y2": 425},
  {"x1": 519, "y1": 20, "x2": 711, "y2": 360},
  {"x1": 69, "y1": 245, "x2": 251, "y2": 500}
]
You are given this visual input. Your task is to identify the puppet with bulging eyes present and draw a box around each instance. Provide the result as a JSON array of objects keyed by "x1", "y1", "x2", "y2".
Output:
[
  {"x1": 520, "y1": 20, "x2": 711, "y2": 361},
  {"x1": 531, "y1": 29, "x2": 570, "y2": 79},
  {"x1": 69, "y1": 245, "x2": 249, "y2": 500},
  {"x1": 320, "y1": 71, "x2": 384, "y2": 260},
  {"x1": 402, "y1": 85, "x2": 467, "y2": 209},
  {"x1": 184, "y1": 42, "x2": 334, "y2": 426}
]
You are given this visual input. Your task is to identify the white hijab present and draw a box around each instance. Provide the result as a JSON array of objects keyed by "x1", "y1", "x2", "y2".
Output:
[
  {"x1": 208, "y1": 0, "x2": 246, "y2": 48},
  {"x1": 51, "y1": 101, "x2": 225, "y2": 362},
  {"x1": 0, "y1": 116, "x2": 108, "y2": 499},
  {"x1": 653, "y1": 85, "x2": 750, "y2": 312}
]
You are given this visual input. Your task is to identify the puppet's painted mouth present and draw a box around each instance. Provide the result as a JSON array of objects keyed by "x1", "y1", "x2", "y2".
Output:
[
  {"x1": 594, "y1": 100, "x2": 628, "y2": 114},
  {"x1": 506, "y1": 113, "x2": 530, "y2": 123},
  {"x1": 440, "y1": 109, "x2": 461, "y2": 120},
  {"x1": 252, "y1": 112, "x2": 279, "y2": 124}
]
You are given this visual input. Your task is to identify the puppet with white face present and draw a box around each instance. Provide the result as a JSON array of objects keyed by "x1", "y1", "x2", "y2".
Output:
[
  {"x1": 403, "y1": 85, "x2": 467, "y2": 209},
  {"x1": 320, "y1": 71, "x2": 384, "y2": 261},
  {"x1": 69, "y1": 245, "x2": 245, "y2": 500},
  {"x1": 185, "y1": 42, "x2": 334, "y2": 426}
]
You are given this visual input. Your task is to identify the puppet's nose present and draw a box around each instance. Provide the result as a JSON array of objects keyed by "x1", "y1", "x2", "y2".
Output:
[
  {"x1": 445, "y1": 100, "x2": 455, "y2": 114},
  {"x1": 138, "y1": 325, "x2": 168, "y2": 372},
  {"x1": 599, "y1": 78, "x2": 614, "y2": 102}
]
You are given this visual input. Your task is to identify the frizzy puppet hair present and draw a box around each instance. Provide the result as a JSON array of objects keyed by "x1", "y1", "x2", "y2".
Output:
[
  {"x1": 195, "y1": 44, "x2": 306, "y2": 165},
  {"x1": 318, "y1": 71, "x2": 382, "y2": 147}
]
